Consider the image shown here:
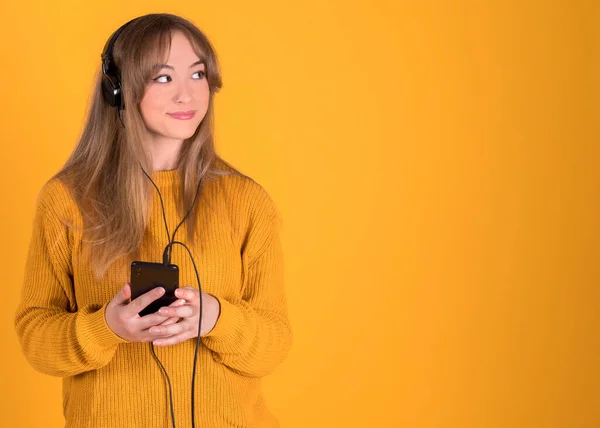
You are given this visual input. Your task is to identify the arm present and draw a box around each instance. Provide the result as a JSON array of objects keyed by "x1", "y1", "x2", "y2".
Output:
[
  {"x1": 14, "y1": 181, "x2": 127, "y2": 377},
  {"x1": 202, "y1": 185, "x2": 293, "y2": 377}
]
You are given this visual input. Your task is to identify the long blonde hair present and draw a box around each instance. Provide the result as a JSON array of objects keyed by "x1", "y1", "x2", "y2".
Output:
[{"x1": 53, "y1": 13, "x2": 243, "y2": 279}]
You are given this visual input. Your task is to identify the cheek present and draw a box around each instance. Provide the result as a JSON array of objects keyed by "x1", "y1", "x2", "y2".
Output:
[
  {"x1": 196, "y1": 87, "x2": 211, "y2": 114},
  {"x1": 139, "y1": 96, "x2": 151, "y2": 120},
  {"x1": 195, "y1": 81, "x2": 210, "y2": 102},
  {"x1": 140, "y1": 88, "x2": 166, "y2": 114},
  {"x1": 140, "y1": 98, "x2": 165, "y2": 127}
]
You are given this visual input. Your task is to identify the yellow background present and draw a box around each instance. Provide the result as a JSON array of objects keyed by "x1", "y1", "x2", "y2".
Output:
[{"x1": 1, "y1": 1, "x2": 598, "y2": 427}]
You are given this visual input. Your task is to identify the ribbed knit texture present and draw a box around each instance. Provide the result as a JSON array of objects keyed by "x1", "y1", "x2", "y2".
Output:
[{"x1": 14, "y1": 164, "x2": 292, "y2": 428}]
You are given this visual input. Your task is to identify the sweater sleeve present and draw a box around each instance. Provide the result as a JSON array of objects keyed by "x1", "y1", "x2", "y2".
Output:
[
  {"x1": 14, "y1": 181, "x2": 128, "y2": 378},
  {"x1": 202, "y1": 182, "x2": 293, "y2": 377}
]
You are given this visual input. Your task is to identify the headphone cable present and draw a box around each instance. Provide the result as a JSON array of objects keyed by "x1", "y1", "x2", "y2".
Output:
[{"x1": 142, "y1": 167, "x2": 204, "y2": 428}]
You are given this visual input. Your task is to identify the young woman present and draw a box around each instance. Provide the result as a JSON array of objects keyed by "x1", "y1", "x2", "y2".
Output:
[{"x1": 14, "y1": 13, "x2": 292, "y2": 428}]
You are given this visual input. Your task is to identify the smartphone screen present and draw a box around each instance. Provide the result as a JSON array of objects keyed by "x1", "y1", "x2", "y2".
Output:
[{"x1": 130, "y1": 261, "x2": 179, "y2": 317}]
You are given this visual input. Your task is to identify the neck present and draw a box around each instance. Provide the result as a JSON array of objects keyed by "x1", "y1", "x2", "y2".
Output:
[{"x1": 145, "y1": 134, "x2": 184, "y2": 171}]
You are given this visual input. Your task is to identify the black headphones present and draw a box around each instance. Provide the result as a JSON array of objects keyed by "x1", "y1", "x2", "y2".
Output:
[{"x1": 100, "y1": 17, "x2": 140, "y2": 110}]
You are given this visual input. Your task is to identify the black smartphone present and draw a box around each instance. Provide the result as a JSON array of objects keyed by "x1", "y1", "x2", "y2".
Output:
[{"x1": 130, "y1": 261, "x2": 179, "y2": 317}]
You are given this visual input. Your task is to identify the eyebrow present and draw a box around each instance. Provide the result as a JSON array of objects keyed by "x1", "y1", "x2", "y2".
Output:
[{"x1": 153, "y1": 59, "x2": 206, "y2": 71}]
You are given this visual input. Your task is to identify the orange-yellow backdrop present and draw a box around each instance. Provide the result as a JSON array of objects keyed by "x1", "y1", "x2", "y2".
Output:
[{"x1": 1, "y1": 1, "x2": 598, "y2": 427}]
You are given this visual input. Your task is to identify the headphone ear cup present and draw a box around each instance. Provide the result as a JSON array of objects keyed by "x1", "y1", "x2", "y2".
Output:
[{"x1": 101, "y1": 72, "x2": 121, "y2": 108}]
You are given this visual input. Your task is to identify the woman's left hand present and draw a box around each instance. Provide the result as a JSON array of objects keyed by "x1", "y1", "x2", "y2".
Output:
[{"x1": 150, "y1": 286, "x2": 221, "y2": 346}]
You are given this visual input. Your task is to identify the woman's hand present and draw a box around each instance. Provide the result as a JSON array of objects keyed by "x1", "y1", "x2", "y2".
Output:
[
  {"x1": 149, "y1": 286, "x2": 221, "y2": 346},
  {"x1": 105, "y1": 283, "x2": 186, "y2": 342}
]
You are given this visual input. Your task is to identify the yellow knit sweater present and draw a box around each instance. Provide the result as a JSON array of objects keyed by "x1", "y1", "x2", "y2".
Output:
[{"x1": 14, "y1": 165, "x2": 292, "y2": 428}]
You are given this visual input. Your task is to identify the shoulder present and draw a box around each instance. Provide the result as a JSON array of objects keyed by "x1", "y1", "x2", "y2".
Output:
[
  {"x1": 209, "y1": 160, "x2": 283, "y2": 262},
  {"x1": 34, "y1": 176, "x2": 81, "y2": 226},
  {"x1": 209, "y1": 158, "x2": 280, "y2": 223}
]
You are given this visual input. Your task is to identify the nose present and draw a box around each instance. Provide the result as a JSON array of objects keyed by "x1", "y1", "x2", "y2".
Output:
[{"x1": 174, "y1": 79, "x2": 192, "y2": 104}]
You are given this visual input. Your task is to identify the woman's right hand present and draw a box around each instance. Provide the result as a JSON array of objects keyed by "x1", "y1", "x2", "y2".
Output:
[{"x1": 105, "y1": 283, "x2": 184, "y2": 342}]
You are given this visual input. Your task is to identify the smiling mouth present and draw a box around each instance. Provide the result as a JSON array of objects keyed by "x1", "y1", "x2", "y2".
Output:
[{"x1": 167, "y1": 111, "x2": 196, "y2": 120}]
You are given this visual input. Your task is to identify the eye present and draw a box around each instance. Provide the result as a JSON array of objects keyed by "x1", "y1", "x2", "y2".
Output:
[
  {"x1": 153, "y1": 75, "x2": 171, "y2": 83},
  {"x1": 192, "y1": 70, "x2": 206, "y2": 79}
]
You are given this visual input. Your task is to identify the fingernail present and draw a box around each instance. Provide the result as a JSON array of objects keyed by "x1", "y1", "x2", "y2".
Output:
[{"x1": 156, "y1": 287, "x2": 165, "y2": 296}]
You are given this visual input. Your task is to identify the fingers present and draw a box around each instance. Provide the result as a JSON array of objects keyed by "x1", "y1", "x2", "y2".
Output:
[
  {"x1": 136, "y1": 312, "x2": 169, "y2": 330},
  {"x1": 157, "y1": 299, "x2": 186, "y2": 326},
  {"x1": 153, "y1": 332, "x2": 193, "y2": 347},
  {"x1": 158, "y1": 304, "x2": 195, "y2": 318},
  {"x1": 174, "y1": 287, "x2": 198, "y2": 301},
  {"x1": 109, "y1": 283, "x2": 132, "y2": 308},
  {"x1": 107, "y1": 285, "x2": 196, "y2": 343},
  {"x1": 168, "y1": 298, "x2": 187, "y2": 308},
  {"x1": 158, "y1": 317, "x2": 180, "y2": 326},
  {"x1": 149, "y1": 322, "x2": 186, "y2": 338},
  {"x1": 124, "y1": 287, "x2": 165, "y2": 318},
  {"x1": 136, "y1": 298, "x2": 185, "y2": 329}
]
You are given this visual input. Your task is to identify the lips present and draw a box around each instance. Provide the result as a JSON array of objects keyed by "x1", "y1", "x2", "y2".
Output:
[{"x1": 167, "y1": 110, "x2": 196, "y2": 120}]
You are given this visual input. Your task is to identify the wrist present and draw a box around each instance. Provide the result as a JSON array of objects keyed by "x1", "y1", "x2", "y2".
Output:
[{"x1": 201, "y1": 293, "x2": 221, "y2": 336}]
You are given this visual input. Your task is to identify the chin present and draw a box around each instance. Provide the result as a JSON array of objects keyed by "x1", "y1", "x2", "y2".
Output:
[
  {"x1": 168, "y1": 125, "x2": 201, "y2": 140},
  {"x1": 169, "y1": 132, "x2": 197, "y2": 141}
]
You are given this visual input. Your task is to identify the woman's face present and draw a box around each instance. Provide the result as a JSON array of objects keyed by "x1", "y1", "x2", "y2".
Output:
[{"x1": 139, "y1": 31, "x2": 209, "y2": 144}]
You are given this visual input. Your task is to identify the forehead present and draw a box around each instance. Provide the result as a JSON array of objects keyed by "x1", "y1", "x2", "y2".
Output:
[{"x1": 161, "y1": 31, "x2": 204, "y2": 64}]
